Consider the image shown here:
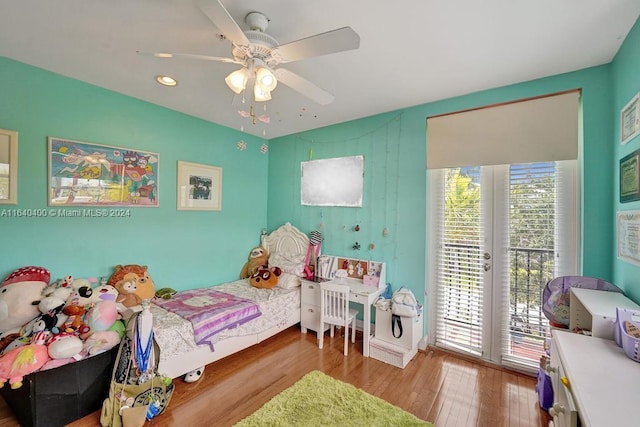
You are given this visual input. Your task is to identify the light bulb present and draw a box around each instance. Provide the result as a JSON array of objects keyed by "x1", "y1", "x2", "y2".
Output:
[
  {"x1": 255, "y1": 67, "x2": 277, "y2": 91},
  {"x1": 225, "y1": 68, "x2": 249, "y2": 94}
]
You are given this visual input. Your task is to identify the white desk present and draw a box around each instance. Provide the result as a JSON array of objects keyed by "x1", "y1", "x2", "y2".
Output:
[
  {"x1": 300, "y1": 278, "x2": 384, "y2": 357},
  {"x1": 551, "y1": 330, "x2": 640, "y2": 427}
]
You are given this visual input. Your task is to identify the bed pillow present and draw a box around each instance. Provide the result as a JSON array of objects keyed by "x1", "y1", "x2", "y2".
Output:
[
  {"x1": 277, "y1": 272, "x2": 301, "y2": 289},
  {"x1": 269, "y1": 252, "x2": 306, "y2": 277}
]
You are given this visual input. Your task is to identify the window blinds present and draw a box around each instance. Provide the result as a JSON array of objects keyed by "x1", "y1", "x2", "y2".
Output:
[{"x1": 426, "y1": 91, "x2": 580, "y2": 169}]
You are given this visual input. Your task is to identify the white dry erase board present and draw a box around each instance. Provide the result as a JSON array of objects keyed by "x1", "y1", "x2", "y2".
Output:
[{"x1": 301, "y1": 155, "x2": 363, "y2": 207}]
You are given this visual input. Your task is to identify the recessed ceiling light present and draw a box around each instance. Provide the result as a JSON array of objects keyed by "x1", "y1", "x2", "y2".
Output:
[{"x1": 155, "y1": 75, "x2": 178, "y2": 87}]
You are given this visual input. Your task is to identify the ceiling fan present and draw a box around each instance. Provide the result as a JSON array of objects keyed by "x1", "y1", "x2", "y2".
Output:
[{"x1": 140, "y1": 0, "x2": 360, "y2": 106}]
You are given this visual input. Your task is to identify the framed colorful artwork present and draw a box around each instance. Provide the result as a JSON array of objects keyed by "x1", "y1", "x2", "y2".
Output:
[
  {"x1": 177, "y1": 161, "x2": 222, "y2": 211},
  {"x1": 48, "y1": 137, "x2": 159, "y2": 207}
]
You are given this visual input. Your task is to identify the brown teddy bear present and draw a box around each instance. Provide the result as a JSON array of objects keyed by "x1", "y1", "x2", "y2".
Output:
[
  {"x1": 113, "y1": 272, "x2": 143, "y2": 307},
  {"x1": 250, "y1": 266, "x2": 282, "y2": 289},
  {"x1": 240, "y1": 246, "x2": 269, "y2": 279},
  {"x1": 107, "y1": 264, "x2": 156, "y2": 306}
]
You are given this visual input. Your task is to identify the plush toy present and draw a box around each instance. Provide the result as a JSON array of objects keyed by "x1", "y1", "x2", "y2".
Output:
[
  {"x1": 81, "y1": 283, "x2": 119, "y2": 334},
  {"x1": 155, "y1": 287, "x2": 177, "y2": 300},
  {"x1": 0, "y1": 333, "x2": 20, "y2": 355},
  {"x1": 107, "y1": 264, "x2": 156, "y2": 305},
  {"x1": 112, "y1": 272, "x2": 143, "y2": 308},
  {"x1": 82, "y1": 330, "x2": 121, "y2": 356},
  {"x1": 61, "y1": 284, "x2": 94, "y2": 335},
  {"x1": 249, "y1": 266, "x2": 282, "y2": 289},
  {"x1": 0, "y1": 266, "x2": 50, "y2": 341},
  {"x1": 240, "y1": 246, "x2": 270, "y2": 279},
  {"x1": 0, "y1": 331, "x2": 51, "y2": 389},
  {"x1": 47, "y1": 332, "x2": 83, "y2": 359}
]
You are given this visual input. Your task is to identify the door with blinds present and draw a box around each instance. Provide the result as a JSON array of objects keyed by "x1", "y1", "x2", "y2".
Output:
[
  {"x1": 425, "y1": 91, "x2": 580, "y2": 372},
  {"x1": 428, "y1": 162, "x2": 577, "y2": 371}
]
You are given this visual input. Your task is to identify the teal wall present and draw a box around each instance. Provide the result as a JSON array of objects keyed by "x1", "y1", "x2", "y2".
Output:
[
  {"x1": 0, "y1": 57, "x2": 269, "y2": 290},
  {"x1": 2, "y1": 16, "x2": 637, "y2": 308},
  {"x1": 612, "y1": 18, "x2": 640, "y2": 302},
  {"x1": 268, "y1": 56, "x2": 617, "y2": 307}
]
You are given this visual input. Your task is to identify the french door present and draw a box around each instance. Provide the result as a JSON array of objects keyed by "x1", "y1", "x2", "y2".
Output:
[{"x1": 427, "y1": 161, "x2": 578, "y2": 372}]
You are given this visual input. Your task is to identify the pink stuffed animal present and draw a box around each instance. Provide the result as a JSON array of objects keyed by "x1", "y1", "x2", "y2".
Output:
[{"x1": 0, "y1": 331, "x2": 51, "y2": 389}]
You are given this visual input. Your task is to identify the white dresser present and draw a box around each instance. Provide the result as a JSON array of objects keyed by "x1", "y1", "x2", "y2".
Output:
[
  {"x1": 300, "y1": 278, "x2": 329, "y2": 335},
  {"x1": 550, "y1": 330, "x2": 640, "y2": 427}
]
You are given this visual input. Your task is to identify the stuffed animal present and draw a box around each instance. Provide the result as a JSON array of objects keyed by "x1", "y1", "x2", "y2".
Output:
[
  {"x1": 46, "y1": 332, "x2": 83, "y2": 359},
  {"x1": 0, "y1": 331, "x2": 51, "y2": 389},
  {"x1": 0, "y1": 266, "x2": 50, "y2": 341},
  {"x1": 61, "y1": 284, "x2": 94, "y2": 335},
  {"x1": 113, "y1": 272, "x2": 143, "y2": 307},
  {"x1": 240, "y1": 246, "x2": 269, "y2": 279},
  {"x1": 249, "y1": 266, "x2": 282, "y2": 289},
  {"x1": 155, "y1": 287, "x2": 177, "y2": 300},
  {"x1": 82, "y1": 283, "x2": 119, "y2": 332},
  {"x1": 107, "y1": 264, "x2": 156, "y2": 305}
]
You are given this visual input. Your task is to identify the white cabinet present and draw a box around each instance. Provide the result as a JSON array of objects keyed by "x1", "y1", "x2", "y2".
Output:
[
  {"x1": 300, "y1": 279, "x2": 329, "y2": 335},
  {"x1": 569, "y1": 288, "x2": 640, "y2": 339},
  {"x1": 549, "y1": 330, "x2": 640, "y2": 427}
]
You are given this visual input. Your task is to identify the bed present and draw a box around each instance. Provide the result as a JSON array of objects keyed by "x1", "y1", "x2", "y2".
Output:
[{"x1": 149, "y1": 222, "x2": 310, "y2": 379}]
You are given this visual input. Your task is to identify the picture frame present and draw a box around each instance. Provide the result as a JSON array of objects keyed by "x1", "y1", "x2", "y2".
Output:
[
  {"x1": 48, "y1": 137, "x2": 159, "y2": 207},
  {"x1": 0, "y1": 128, "x2": 18, "y2": 205},
  {"x1": 617, "y1": 210, "x2": 640, "y2": 266},
  {"x1": 177, "y1": 161, "x2": 222, "y2": 211},
  {"x1": 621, "y1": 92, "x2": 640, "y2": 145},
  {"x1": 620, "y1": 147, "x2": 640, "y2": 203}
]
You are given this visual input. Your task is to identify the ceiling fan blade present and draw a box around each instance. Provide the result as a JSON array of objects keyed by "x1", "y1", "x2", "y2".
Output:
[
  {"x1": 274, "y1": 68, "x2": 335, "y2": 105},
  {"x1": 272, "y1": 27, "x2": 360, "y2": 63},
  {"x1": 137, "y1": 51, "x2": 244, "y2": 65},
  {"x1": 195, "y1": 0, "x2": 249, "y2": 47}
]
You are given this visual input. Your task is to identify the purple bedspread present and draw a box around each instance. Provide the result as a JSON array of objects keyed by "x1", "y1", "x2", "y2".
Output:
[{"x1": 154, "y1": 288, "x2": 262, "y2": 350}]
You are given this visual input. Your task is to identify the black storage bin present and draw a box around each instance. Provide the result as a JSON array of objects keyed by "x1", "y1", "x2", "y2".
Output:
[{"x1": 0, "y1": 348, "x2": 117, "y2": 427}]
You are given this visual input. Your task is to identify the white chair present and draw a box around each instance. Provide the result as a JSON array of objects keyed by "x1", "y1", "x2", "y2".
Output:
[{"x1": 319, "y1": 282, "x2": 358, "y2": 356}]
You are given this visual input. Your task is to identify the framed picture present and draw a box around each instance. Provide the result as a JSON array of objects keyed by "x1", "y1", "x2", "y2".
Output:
[
  {"x1": 177, "y1": 161, "x2": 222, "y2": 211},
  {"x1": 617, "y1": 210, "x2": 640, "y2": 266},
  {"x1": 621, "y1": 92, "x2": 640, "y2": 145},
  {"x1": 0, "y1": 128, "x2": 18, "y2": 205},
  {"x1": 48, "y1": 137, "x2": 159, "y2": 207},
  {"x1": 620, "y1": 147, "x2": 640, "y2": 203}
]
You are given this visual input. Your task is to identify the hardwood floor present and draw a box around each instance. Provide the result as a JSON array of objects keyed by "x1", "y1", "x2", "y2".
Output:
[{"x1": 1, "y1": 326, "x2": 552, "y2": 427}]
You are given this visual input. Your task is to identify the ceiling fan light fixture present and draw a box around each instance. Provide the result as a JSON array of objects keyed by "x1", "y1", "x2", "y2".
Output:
[
  {"x1": 254, "y1": 84, "x2": 272, "y2": 102},
  {"x1": 256, "y1": 67, "x2": 277, "y2": 91},
  {"x1": 225, "y1": 68, "x2": 249, "y2": 94}
]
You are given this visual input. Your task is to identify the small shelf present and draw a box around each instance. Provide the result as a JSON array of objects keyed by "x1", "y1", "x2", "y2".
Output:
[{"x1": 569, "y1": 288, "x2": 640, "y2": 339}]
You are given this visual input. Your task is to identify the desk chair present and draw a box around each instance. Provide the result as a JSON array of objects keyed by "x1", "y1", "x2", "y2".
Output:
[{"x1": 319, "y1": 282, "x2": 358, "y2": 356}]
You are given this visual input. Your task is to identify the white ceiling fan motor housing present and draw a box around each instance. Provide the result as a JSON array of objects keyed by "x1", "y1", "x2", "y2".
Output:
[{"x1": 245, "y1": 11, "x2": 269, "y2": 32}]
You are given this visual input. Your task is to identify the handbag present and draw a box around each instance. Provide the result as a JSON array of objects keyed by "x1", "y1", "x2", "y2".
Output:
[
  {"x1": 100, "y1": 312, "x2": 174, "y2": 427},
  {"x1": 391, "y1": 287, "x2": 421, "y2": 318}
]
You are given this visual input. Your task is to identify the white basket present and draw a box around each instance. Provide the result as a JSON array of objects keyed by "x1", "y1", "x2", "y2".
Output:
[{"x1": 369, "y1": 337, "x2": 417, "y2": 368}]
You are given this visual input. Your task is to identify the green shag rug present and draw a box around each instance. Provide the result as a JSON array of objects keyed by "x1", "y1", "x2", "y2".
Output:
[{"x1": 235, "y1": 371, "x2": 432, "y2": 426}]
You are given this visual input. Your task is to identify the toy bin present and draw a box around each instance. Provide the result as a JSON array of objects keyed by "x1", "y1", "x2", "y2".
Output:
[
  {"x1": 614, "y1": 307, "x2": 640, "y2": 363},
  {"x1": 0, "y1": 348, "x2": 117, "y2": 427}
]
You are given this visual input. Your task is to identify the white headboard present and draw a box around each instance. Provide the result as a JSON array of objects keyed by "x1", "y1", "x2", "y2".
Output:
[{"x1": 262, "y1": 222, "x2": 309, "y2": 257}]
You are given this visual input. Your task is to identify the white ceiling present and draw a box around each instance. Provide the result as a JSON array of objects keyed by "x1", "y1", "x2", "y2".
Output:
[{"x1": 1, "y1": 0, "x2": 639, "y2": 139}]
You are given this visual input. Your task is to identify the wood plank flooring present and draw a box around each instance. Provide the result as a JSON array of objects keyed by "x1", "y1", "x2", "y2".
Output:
[{"x1": 1, "y1": 326, "x2": 552, "y2": 427}]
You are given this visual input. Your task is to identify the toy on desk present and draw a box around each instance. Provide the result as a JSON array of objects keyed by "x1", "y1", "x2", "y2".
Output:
[{"x1": 542, "y1": 276, "x2": 622, "y2": 328}]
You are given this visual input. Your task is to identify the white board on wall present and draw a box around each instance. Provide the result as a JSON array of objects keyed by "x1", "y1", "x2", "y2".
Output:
[{"x1": 301, "y1": 155, "x2": 364, "y2": 207}]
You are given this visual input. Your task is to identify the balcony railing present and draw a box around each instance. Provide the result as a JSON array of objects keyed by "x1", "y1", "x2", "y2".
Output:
[{"x1": 440, "y1": 243, "x2": 554, "y2": 361}]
